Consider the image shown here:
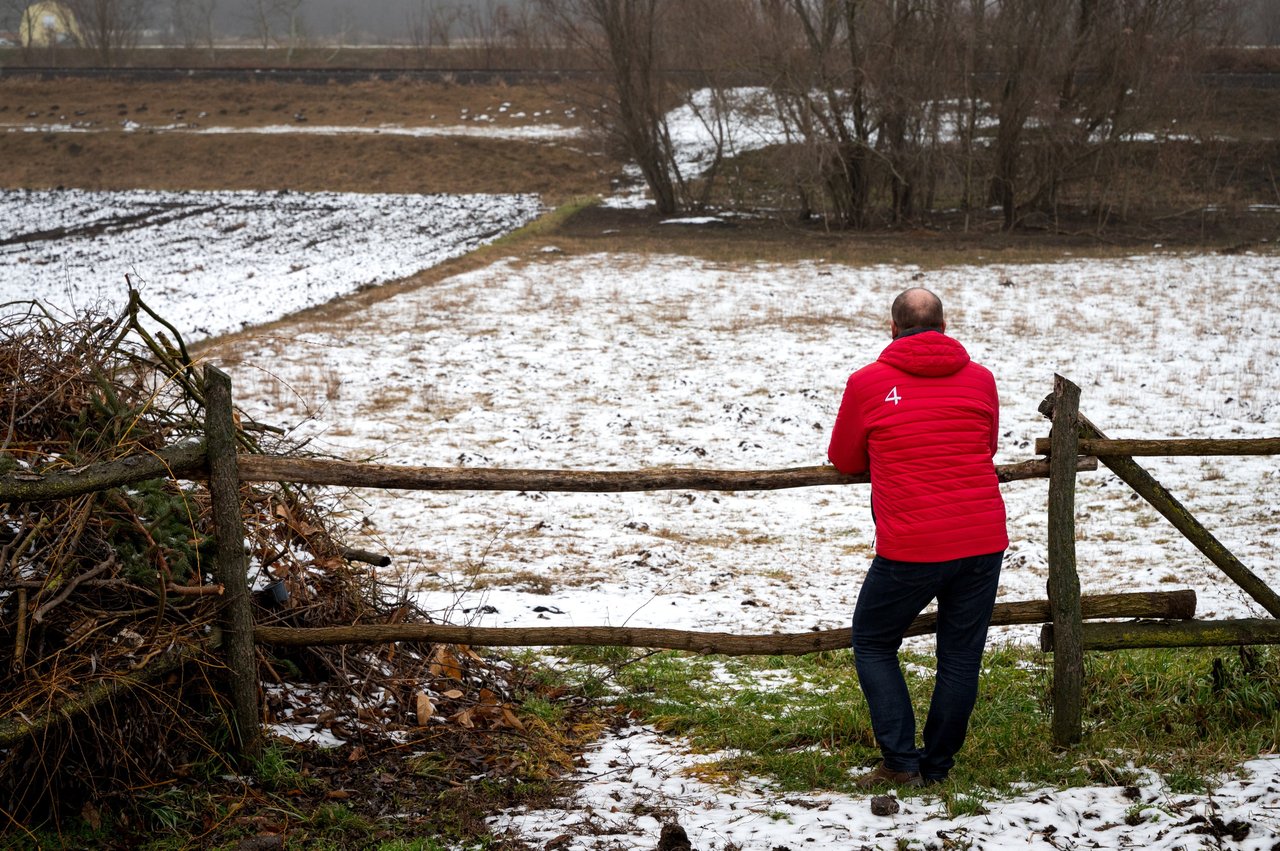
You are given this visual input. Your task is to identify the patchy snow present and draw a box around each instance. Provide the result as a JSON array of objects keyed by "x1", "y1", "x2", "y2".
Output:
[
  {"x1": 4, "y1": 181, "x2": 1279, "y2": 847},
  {"x1": 190, "y1": 122, "x2": 581, "y2": 140},
  {"x1": 210, "y1": 250, "x2": 1280, "y2": 645},
  {"x1": 0, "y1": 188, "x2": 541, "y2": 339},
  {"x1": 661, "y1": 216, "x2": 728, "y2": 225},
  {"x1": 2, "y1": 117, "x2": 581, "y2": 141},
  {"x1": 492, "y1": 724, "x2": 1279, "y2": 850},
  {"x1": 204, "y1": 244, "x2": 1280, "y2": 847}
]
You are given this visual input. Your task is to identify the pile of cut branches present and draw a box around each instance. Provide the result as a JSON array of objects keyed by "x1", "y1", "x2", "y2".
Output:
[{"x1": 0, "y1": 294, "x2": 576, "y2": 838}]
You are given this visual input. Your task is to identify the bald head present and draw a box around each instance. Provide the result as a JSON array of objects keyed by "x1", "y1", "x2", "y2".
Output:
[{"x1": 890, "y1": 287, "x2": 945, "y2": 338}]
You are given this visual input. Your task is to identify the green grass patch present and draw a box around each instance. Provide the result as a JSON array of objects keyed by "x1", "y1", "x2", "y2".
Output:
[{"x1": 558, "y1": 644, "x2": 1280, "y2": 801}]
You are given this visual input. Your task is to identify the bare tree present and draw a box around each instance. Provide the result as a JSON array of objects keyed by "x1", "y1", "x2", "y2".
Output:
[
  {"x1": 1243, "y1": 0, "x2": 1280, "y2": 44},
  {"x1": 981, "y1": 0, "x2": 1237, "y2": 229},
  {"x1": 747, "y1": 0, "x2": 911, "y2": 227},
  {"x1": 869, "y1": 0, "x2": 967, "y2": 223},
  {"x1": 1264, "y1": 0, "x2": 1280, "y2": 44},
  {"x1": 537, "y1": 0, "x2": 686, "y2": 214},
  {"x1": 277, "y1": 0, "x2": 305, "y2": 61},
  {"x1": 239, "y1": 0, "x2": 302, "y2": 55},
  {"x1": 243, "y1": 0, "x2": 274, "y2": 50},
  {"x1": 171, "y1": 0, "x2": 217, "y2": 56},
  {"x1": 455, "y1": 1, "x2": 546, "y2": 69},
  {"x1": 983, "y1": 0, "x2": 1071, "y2": 229},
  {"x1": 459, "y1": 0, "x2": 504, "y2": 67},
  {"x1": 501, "y1": 0, "x2": 552, "y2": 68},
  {"x1": 0, "y1": 0, "x2": 21, "y2": 35},
  {"x1": 408, "y1": 0, "x2": 461, "y2": 64},
  {"x1": 62, "y1": 0, "x2": 153, "y2": 65}
]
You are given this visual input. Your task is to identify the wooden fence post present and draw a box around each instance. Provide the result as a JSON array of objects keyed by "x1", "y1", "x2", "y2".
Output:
[
  {"x1": 1038, "y1": 411, "x2": 1280, "y2": 621},
  {"x1": 1046, "y1": 374, "x2": 1084, "y2": 747},
  {"x1": 204, "y1": 365, "x2": 262, "y2": 760}
]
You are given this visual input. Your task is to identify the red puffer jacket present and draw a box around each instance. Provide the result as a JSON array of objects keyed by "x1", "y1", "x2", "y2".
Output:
[{"x1": 828, "y1": 330, "x2": 1008, "y2": 562}]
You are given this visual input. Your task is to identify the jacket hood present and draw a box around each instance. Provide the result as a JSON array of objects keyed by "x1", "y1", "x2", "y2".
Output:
[{"x1": 878, "y1": 330, "x2": 971, "y2": 377}]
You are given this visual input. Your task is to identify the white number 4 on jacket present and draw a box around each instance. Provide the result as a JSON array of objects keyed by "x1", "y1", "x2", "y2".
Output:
[{"x1": 885, "y1": 386, "x2": 902, "y2": 405}]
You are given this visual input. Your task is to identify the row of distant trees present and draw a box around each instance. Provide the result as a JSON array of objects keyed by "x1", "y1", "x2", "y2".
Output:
[
  {"x1": 2, "y1": 0, "x2": 1273, "y2": 227},
  {"x1": 4, "y1": 0, "x2": 1275, "y2": 63},
  {"x1": 541, "y1": 0, "x2": 1266, "y2": 226}
]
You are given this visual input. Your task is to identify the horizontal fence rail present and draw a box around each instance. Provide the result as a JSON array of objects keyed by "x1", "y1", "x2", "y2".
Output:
[
  {"x1": 1041, "y1": 618, "x2": 1280, "y2": 651},
  {"x1": 0, "y1": 454, "x2": 1097, "y2": 503},
  {"x1": 233, "y1": 455, "x2": 1094, "y2": 492},
  {"x1": 255, "y1": 590, "x2": 1197, "y2": 654},
  {"x1": 0, "y1": 440, "x2": 206, "y2": 502},
  {"x1": 1035, "y1": 437, "x2": 1280, "y2": 456}
]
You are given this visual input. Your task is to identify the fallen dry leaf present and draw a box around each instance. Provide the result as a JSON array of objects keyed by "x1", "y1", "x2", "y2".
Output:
[{"x1": 415, "y1": 692, "x2": 434, "y2": 725}]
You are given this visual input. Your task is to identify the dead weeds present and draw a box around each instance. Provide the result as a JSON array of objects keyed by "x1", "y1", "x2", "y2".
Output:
[{"x1": 0, "y1": 297, "x2": 615, "y2": 846}]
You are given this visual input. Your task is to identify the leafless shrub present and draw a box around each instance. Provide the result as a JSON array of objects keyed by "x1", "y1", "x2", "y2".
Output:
[
  {"x1": 537, "y1": 0, "x2": 716, "y2": 215},
  {"x1": 61, "y1": 0, "x2": 151, "y2": 65}
]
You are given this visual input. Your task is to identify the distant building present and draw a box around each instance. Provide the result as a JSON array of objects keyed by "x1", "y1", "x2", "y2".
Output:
[{"x1": 19, "y1": 1, "x2": 80, "y2": 47}]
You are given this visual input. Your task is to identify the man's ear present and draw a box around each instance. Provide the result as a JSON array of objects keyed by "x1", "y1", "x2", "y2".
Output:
[
  {"x1": 890, "y1": 320, "x2": 899, "y2": 339},
  {"x1": 940, "y1": 321, "x2": 947, "y2": 334}
]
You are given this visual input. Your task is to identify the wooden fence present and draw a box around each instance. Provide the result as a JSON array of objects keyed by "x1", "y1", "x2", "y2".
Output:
[
  {"x1": 1039, "y1": 374, "x2": 1280, "y2": 745},
  {"x1": 3, "y1": 365, "x2": 1278, "y2": 755}
]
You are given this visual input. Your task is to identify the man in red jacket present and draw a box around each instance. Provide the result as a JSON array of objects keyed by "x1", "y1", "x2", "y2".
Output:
[{"x1": 828, "y1": 287, "x2": 1008, "y2": 789}]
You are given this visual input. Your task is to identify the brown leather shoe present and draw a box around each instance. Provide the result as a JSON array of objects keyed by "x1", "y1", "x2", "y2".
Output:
[{"x1": 853, "y1": 762, "x2": 923, "y2": 789}]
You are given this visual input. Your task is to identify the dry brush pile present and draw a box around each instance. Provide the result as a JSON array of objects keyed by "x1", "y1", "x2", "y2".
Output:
[{"x1": 0, "y1": 294, "x2": 590, "y2": 838}]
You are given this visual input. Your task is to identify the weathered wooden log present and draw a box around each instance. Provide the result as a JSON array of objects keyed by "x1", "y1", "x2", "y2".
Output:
[
  {"x1": 235, "y1": 455, "x2": 1096, "y2": 493},
  {"x1": 1046, "y1": 374, "x2": 1084, "y2": 747},
  {"x1": 0, "y1": 447, "x2": 1096, "y2": 504},
  {"x1": 0, "y1": 580, "x2": 223, "y2": 596},
  {"x1": 1041, "y1": 618, "x2": 1280, "y2": 651},
  {"x1": 204, "y1": 365, "x2": 262, "y2": 759},
  {"x1": 254, "y1": 589, "x2": 1196, "y2": 654},
  {"x1": 1035, "y1": 437, "x2": 1280, "y2": 456},
  {"x1": 1039, "y1": 396, "x2": 1280, "y2": 620},
  {"x1": 0, "y1": 439, "x2": 206, "y2": 503},
  {"x1": 341, "y1": 547, "x2": 392, "y2": 567}
]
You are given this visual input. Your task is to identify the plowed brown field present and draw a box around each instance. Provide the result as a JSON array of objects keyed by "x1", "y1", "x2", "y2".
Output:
[{"x1": 0, "y1": 77, "x2": 614, "y2": 199}]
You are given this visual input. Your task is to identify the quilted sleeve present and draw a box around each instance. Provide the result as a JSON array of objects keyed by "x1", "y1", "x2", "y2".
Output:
[{"x1": 828, "y1": 371, "x2": 870, "y2": 474}]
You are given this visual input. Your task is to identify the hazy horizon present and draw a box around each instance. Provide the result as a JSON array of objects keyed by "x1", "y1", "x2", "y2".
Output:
[{"x1": 3, "y1": 0, "x2": 1276, "y2": 47}]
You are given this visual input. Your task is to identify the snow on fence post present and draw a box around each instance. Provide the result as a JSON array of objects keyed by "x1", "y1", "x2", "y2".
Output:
[
  {"x1": 1046, "y1": 374, "x2": 1085, "y2": 748},
  {"x1": 204, "y1": 365, "x2": 263, "y2": 760}
]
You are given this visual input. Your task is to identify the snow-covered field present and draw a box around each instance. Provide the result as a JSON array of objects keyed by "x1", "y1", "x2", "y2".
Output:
[
  {"x1": 3, "y1": 184, "x2": 1278, "y2": 848},
  {"x1": 212, "y1": 242, "x2": 1280, "y2": 851},
  {"x1": 203, "y1": 249, "x2": 1280, "y2": 641},
  {"x1": 1, "y1": 188, "x2": 540, "y2": 338}
]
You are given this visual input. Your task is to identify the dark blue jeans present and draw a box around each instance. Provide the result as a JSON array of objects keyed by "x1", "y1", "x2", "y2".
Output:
[{"x1": 851, "y1": 551, "x2": 1003, "y2": 780}]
